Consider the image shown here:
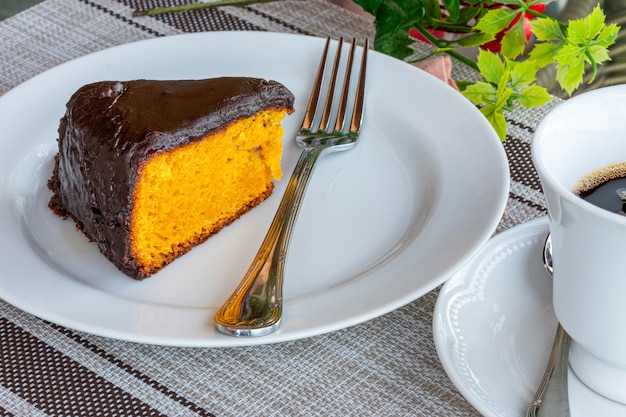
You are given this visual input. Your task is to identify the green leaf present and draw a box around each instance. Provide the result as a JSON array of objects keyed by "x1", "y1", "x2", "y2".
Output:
[
  {"x1": 597, "y1": 23, "x2": 620, "y2": 47},
  {"x1": 496, "y1": 66, "x2": 511, "y2": 98},
  {"x1": 355, "y1": 0, "x2": 432, "y2": 60},
  {"x1": 555, "y1": 48, "x2": 586, "y2": 95},
  {"x1": 455, "y1": 80, "x2": 475, "y2": 91},
  {"x1": 584, "y1": 4, "x2": 606, "y2": 38},
  {"x1": 567, "y1": 5, "x2": 606, "y2": 44},
  {"x1": 567, "y1": 19, "x2": 590, "y2": 45},
  {"x1": 530, "y1": 17, "x2": 564, "y2": 41},
  {"x1": 500, "y1": 21, "x2": 527, "y2": 59},
  {"x1": 463, "y1": 82, "x2": 497, "y2": 105},
  {"x1": 422, "y1": 0, "x2": 442, "y2": 21},
  {"x1": 494, "y1": 84, "x2": 513, "y2": 110},
  {"x1": 517, "y1": 85, "x2": 552, "y2": 107},
  {"x1": 369, "y1": 0, "x2": 423, "y2": 60},
  {"x1": 528, "y1": 42, "x2": 562, "y2": 68},
  {"x1": 457, "y1": 4, "x2": 482, "y2": 25},
  {"x1": 556, "y1": 43, "x2": 584, "y2": 64},
  {"x1": 442, "y1": 0, "x2": 460, "y2": 20},
  {"x1": 374, "y1": 29, "x2": 414, "y2": 60},
  {"x1": 587, "y1": 44, "x2": 611, "y2": 64},
  {"x1": 476, "y1": 49, "x2": 506, "y2": 84},
  {"x1": 474, "y1": 8, "x2": 518, "y2": 35},
  {"x1": 585, "y1": 5, "x2": 607, "y2": 39},
  {"x1": 455, "y1": 32, "x2": 496, "y2": 47},
  {"x1": 510, "y1": 59, "x2": 537, "y2": 89},
  {"x1": 529, "y1": 0, "x2": 554, "y2": 7},
  {"x1": 480, "y1": 103, "x2": 508, "y2": 140},
  {"x1": 491, "y1": 0, "x2": 522, "y2": 6}
]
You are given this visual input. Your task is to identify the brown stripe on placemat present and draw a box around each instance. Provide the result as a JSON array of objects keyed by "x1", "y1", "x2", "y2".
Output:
[
  {"x1": 120, "y1": 0, "x2": 263, "y2": 32},
  {"x1": 0, "y1": 318, "x2": 168, "y2": 417},
  {"x1": 506, "y1": 117, "x2": 536, "y2": 136},
  {"x1": 509, "y1": 191, "x2": 547, "y2": 213},
  {"x1": 47, "y1": 323, "x2": 216, "y2": 417},
  {"x1": 503, "y1": 138, "x2": 543, "y2": 191},
  {"x1": 78, "y1": 0, "x2": 166, "y2": 37}
]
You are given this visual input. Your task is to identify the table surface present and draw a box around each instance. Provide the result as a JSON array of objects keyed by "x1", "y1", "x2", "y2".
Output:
[{"x1": 0, "y1": 1, "x2": 554, "y2": 415}]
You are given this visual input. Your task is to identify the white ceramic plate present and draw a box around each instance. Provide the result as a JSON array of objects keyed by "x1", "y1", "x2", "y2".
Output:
[
  {"x1": 434, "y1": 218, "x2": 626, "y2": 416},
  {"x1": 0, "y1": 32, "x2": 508, "y2": 346}
]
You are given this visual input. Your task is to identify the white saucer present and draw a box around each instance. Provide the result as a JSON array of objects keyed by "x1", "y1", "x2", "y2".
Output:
[{"x1": 433, "y1": 218, "x2": 626, "y2": 416}]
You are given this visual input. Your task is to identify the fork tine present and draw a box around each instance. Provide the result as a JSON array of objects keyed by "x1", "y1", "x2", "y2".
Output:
[
  {"x1": 350, "y1": 38, "x2": 368, "y2": 133},
  {"x1": 334, "y1": 38, "x2": 356, "y2": 132},
  {"x1": 301, "y1": 37, "x2": 330, "y2": 131},
  {"x1": 319, "y1": 37, "x2": 344, "y2": 131}
]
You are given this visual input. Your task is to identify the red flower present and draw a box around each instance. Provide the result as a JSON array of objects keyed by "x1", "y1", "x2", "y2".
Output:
[{"x1": 409, "y1": 27, "x2": 447, "y2": 44}]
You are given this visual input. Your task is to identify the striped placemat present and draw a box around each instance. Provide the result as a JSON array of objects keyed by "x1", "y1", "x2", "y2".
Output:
[{"x1": 0, "y1": 1, "x2": 557, "y2": 415}]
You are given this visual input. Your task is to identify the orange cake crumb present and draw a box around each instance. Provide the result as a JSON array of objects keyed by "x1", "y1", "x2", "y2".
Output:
[{"x1": 131, "y1": 109, "x2": 286, "y2": 276}]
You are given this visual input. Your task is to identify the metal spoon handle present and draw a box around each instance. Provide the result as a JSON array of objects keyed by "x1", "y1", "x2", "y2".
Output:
[{"x1": 526, "y1": 323, "x2": 571, "y2": 417}]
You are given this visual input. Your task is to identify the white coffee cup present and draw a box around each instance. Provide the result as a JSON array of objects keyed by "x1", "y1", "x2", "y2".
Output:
[{"x1": 532, "y1": 85, "x2": 626, "y2": 403}]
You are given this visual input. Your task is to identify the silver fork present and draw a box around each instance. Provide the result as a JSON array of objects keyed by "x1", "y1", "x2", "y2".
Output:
[{"x1": 213, "y1": 37, "x2": 369, "y2": 337}]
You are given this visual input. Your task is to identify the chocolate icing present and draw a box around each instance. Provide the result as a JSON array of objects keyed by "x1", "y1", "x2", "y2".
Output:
[{"x1": 48, "y1": 77, "x2": 295, "y2": 279}]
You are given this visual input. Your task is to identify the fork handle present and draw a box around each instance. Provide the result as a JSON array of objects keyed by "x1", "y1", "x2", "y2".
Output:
[{"x1": 214, "y1": 145, "x2": 325, "y2": 337}]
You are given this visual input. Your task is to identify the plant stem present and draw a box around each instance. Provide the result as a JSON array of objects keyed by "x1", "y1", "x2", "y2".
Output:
[
  {"x1": 525, "y1": 8, "x2": 568, "y2": 31},
  {"x1": 133, "y1": 0, "x2": 279, "y2": 17},
  {"x1": 585, "y1": 49, "x2": 598, "y2": 83},
  {"x1": 412, "y1": 24, "x2": 479, "y2": 71}
]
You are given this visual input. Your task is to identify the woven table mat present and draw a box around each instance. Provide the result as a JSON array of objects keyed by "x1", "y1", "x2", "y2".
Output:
[{"x1": 0, "y1": 1, "x2": 555, "y2": 416}]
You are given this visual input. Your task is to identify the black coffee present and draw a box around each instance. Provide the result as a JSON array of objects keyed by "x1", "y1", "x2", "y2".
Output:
[{"x1": 574, "y1": 163, "x2": 626, "y2": 213}]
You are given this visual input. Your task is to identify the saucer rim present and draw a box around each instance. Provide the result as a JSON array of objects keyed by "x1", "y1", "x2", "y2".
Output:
[{"x1": 432, "y1": 217, "x2": 626, "y2": 416}]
